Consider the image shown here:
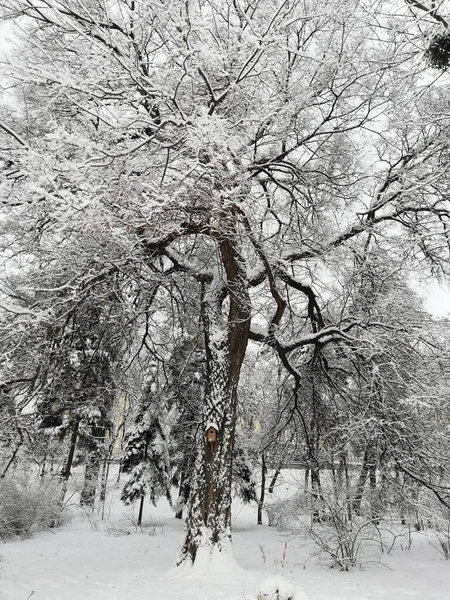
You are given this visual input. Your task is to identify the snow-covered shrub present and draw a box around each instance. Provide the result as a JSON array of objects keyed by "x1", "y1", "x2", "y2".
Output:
[
  {"x1": 303, "y1": 493, "x2": 405, "y2": 570},
  {"x1": 0, "y1": 472, "x2": 66, "y2": 540},
  {"x1": 306, "y1": 513, "x2": 374, "y2": 570},
  {"x1": 257, "y1": 576, "x2": 296, "y2": 600},
  {"x1": 435, "y1": 528, "x2": 450, "y2": 560},
  {"x1": 125, "y1": 508, "x2": 165, "y2": 535},
  {"x1": 267, "y1": 486, "x2": 384, "y2": 569},
  {"x1": 142, "y1": 516, "x2": 165, "y2": 536},
  {"x1": 265, "y1": 492, "x2": 309, "y2": 530},
  {"x1": 428, "y1": 511, "x2": 450, "y2": 559},
  {"x1": 105, "y1": 526, "x2": 131, "y2": 537}
]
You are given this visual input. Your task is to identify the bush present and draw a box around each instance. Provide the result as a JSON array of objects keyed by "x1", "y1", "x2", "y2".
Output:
[
  {"x1": 124, "y1": 507, "x2": 165, "y2": 535},
  {"x1": 306, "y1": 511, "x2": 380, "y2": 570},
  {"x1": 0, "y1": 472, "x2": 66, "y2": 540},
  {"x1": 427, "y1": 510, "x2": 450, "y2": 560},
  {"x1": 265, "y1": 492, "x2": 309, "y2": 530}
]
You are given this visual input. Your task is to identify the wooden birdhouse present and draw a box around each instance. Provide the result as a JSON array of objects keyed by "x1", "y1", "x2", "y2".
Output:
[{"x1": 206, "y1": 423, "x2": 219, "y2": 443}]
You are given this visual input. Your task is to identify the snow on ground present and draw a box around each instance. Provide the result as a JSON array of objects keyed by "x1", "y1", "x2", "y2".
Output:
[{"x1": 1, "y1": 472, "x2": 450, "y2": 600}]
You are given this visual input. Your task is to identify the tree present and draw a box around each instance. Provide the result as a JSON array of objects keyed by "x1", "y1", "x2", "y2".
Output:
[
  {"x1": 1, "y1": 0, "x2": 450, "y2": 567},
  {"x1": 121, "y1": 362, "x2": 172, "y2": 524},
  {"x1": 0, "y1": 240, "x2": 127, "y2": 501},
  {"x1": 166, "y1": 334, "x2": 205, "y2": 520}
]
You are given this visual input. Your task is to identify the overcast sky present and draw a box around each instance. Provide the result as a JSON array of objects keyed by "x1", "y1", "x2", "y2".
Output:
[{"x1": 419, "y1": 281, "x2": 450, "y2": 318}]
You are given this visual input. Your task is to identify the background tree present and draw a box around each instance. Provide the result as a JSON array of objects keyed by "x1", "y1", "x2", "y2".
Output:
[{"x1": 121, "y1": 362, "x2": 172, "y2": 525}]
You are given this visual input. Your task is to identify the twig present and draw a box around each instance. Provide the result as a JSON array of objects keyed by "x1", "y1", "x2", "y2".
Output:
[{"x1": 37, "y1": 523, "x2": 56, "y2": 535}]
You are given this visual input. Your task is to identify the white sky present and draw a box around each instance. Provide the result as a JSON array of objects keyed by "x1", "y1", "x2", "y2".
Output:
[{"x1": 418, "y1": 280, "x2": 450, "y2": 318}]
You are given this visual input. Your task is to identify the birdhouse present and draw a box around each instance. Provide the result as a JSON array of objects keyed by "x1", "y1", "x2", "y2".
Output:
[{"x1": 206, "y1": 423, "x2": 219, "y2": 443}]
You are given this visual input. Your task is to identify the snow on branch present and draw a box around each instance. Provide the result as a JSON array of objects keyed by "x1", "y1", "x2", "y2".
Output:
[{"x1": 0, "y1": 121, "x2": 28, "y2": 148}]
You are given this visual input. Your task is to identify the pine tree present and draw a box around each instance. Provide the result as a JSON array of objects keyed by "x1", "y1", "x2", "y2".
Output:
[{"x1": 121, "y1": 365, "x2": 172, "y2": 524}]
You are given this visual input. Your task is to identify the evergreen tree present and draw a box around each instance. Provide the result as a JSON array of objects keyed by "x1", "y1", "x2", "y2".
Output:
[{"x1": 121, "y1": 365, "x2": 172, "y2": 523}]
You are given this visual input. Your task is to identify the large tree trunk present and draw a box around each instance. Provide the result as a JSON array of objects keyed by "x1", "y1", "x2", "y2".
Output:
[{"x1": 178, "y1": 235, "x2": 250, "y2": 566}]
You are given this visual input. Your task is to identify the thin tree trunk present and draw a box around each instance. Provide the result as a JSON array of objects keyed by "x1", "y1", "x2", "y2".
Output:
[
  {"x1": 257, "y1": 452, "x2": 267, "y2": 525},
  {"x1": 100, "y1": 458, "x2": 111, "y2": 521},
  {"x1": 331, "y1": 449, "x2": 339, "y2": 502},
  {"x1": 99, "y1": 433, "x2": 115, "y2": 509},
  {"x1": 268, "y1": 467, "x2": 281, "y2": 494},
  {"x1": 59, "y1": 418, "x2": 80, "y2": 502},
  {"x1": 369, "y1": 460, "x2": 378, "y2": 523},
  {"x1": 175, "y1": 473, "x2": 185, "y2": 520},
  {"x1": 99, "y1": 440, "x2": 113, "y2": 519},
  {"x1": 40, "y1": 457, "x2": 47, "y2": 477},
  {"x1": 396, "y1": 467, "x2": 406, "y2": 525},
  {"x1": 137, "y1": 494, "x2": 145, "y2": 526},
  {"x1": 304, "y1": 467, "x2": 310, "y2": 493},
  {"x1": 353, "y1": 449, "x2": 370, "y2": 516},
  {"x1": 0, "y1": 428, "x2": 23, "y2": 478},
  {"x1": 311, "y1": 467, "x2": 323, "y2": 522},
  {"x1": 337, "y1": 453, "x2": 344, "y2": 489},
  {"x1": 99, "y1": 455, "x2": 110, "y2": 504},
  {"x1": 175, "y1": 472, "x2": 191, "y2": 520},
  {"x1": 340, "y1": 451, "x2": 353, "y2": 522}
]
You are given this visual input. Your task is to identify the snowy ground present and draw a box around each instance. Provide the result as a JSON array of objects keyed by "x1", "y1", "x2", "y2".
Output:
[{"x1": 1, "y1": 473, "x2": 449, "y2": 600}]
